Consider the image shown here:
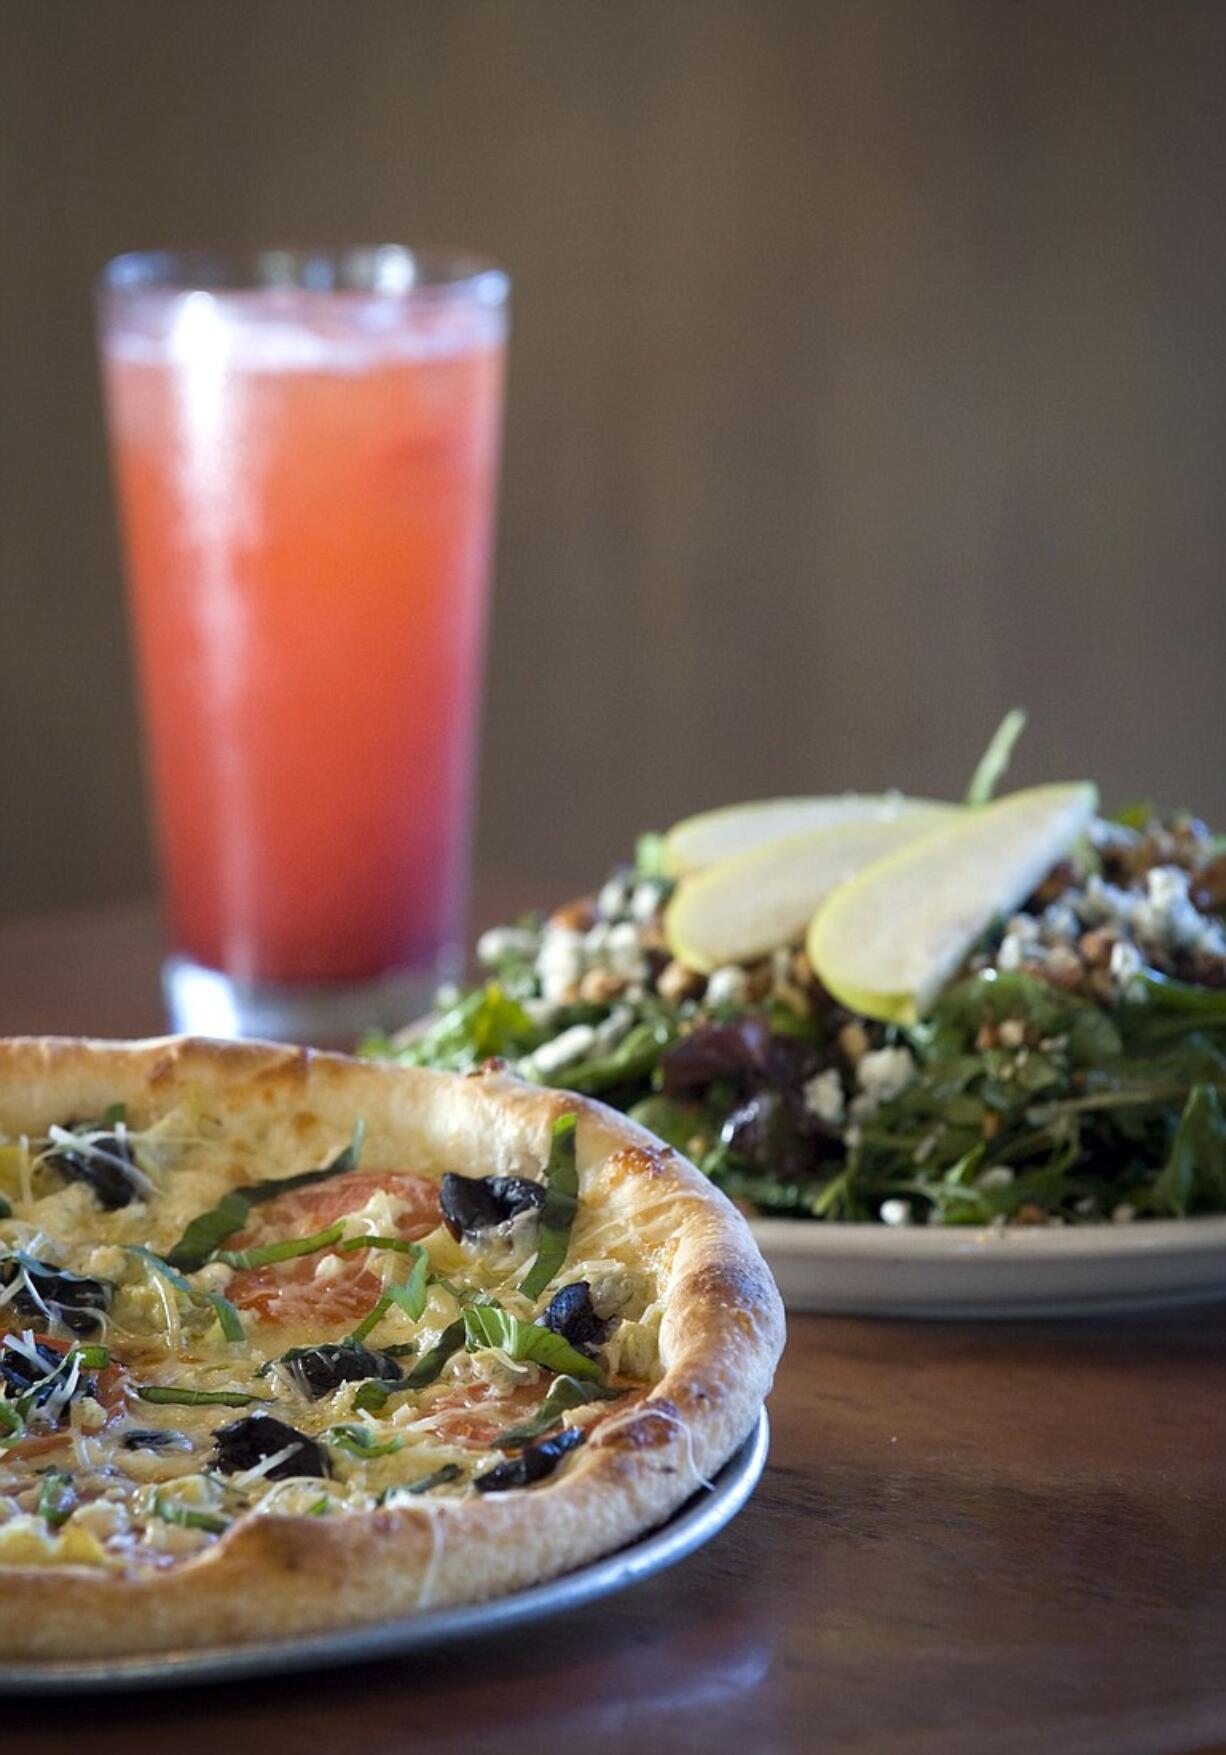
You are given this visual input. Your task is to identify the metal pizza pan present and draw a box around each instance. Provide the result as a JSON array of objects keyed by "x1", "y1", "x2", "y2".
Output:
[{"x1": 0, "y1": 1408, "x2": 768, "y2": 1695}]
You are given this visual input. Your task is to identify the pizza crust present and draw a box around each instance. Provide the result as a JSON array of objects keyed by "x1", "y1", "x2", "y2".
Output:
[{"x1": 0, "y1": 1036, "x2": 784, "y2": 1659}]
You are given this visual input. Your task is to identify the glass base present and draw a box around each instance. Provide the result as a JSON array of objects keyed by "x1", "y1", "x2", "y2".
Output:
[{"x1": 162, "y1": 955, "x2": 448, "y2": 1048}]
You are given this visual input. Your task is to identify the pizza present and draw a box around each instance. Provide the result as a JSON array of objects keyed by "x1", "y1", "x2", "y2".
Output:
[{"x1": 0, "y1": 1036, "x2": 783, "y2": 1660}]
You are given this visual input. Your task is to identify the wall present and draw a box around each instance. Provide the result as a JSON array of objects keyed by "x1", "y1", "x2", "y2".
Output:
[{"x1": 2, "y1": 0, "x2": 1225, "y2": 918}]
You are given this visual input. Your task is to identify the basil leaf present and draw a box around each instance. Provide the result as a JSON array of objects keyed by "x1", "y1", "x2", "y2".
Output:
[
  {"x1": 153, "y1": 1495, "x2": 230, "y2": 1535},
  {"x1": 70, "y1": 1345, "x2": 110, "y2": 1370},
  {"x1": 326, "y1": 1422, "x2": 405, "y2": 1458},
  {"x1": 352, "y1": 1380, "x2": 392, "y2": 1413},
  {"x1": 492, "y1": 1374, "x2": 623, "y2": 1449},
  {"x1": 216, "y1": 1220, "x2": 345, "y2": 1271},
  {"x1": 336, "y1": 1235, "x2": 421, "y2": 1255},
  {"x1": 137, "y1": 1385, "x2": 270, "y2": 1408},
  {"x1": 462, "y1": 1304, "x2": 603, "y2": 1382},
  {"x1": 403, "y1": 1319, "x2": 466, "y2": 1389},
  {"x1": 165, "y1": 1121, "x2": 365, "y2": 1270},
  {"x1": 37, "y1": 1468, "x2": 76, "y2": 1529},
  {"x1": 307, "y1": 1497, "x2": 331, "y2": 1516},
  {"x1": 378, "y1": 1463, "x2": 463, "y2": 1503},
  {"x1": 348, "y1": 1244, "x2": 428, "y2": 1344},
  {"x1": 519, "y1": 1113, "x2": 580, "y2": 1300},
  {"x1": 0, "y1": 1401, "x2": 24, "y2": 1443},
  {"x1": 129, "y1": 1245, "x2": 245, "y2": 1343}
]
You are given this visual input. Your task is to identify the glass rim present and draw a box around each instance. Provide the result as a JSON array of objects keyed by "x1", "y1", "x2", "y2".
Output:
[{"x1": 97, "y1": 244, "x2": 509, "y2": 307}]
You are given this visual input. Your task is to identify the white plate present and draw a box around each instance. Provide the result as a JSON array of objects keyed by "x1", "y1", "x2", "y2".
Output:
[{"x1": 750, "y1": 1215, "x2": 1226, "y2": 1317}]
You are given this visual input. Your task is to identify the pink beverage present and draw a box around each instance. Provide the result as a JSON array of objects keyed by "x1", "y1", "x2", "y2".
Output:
[{"x1": 98, "y1": 249, "x2": 508, "y2": 1040}]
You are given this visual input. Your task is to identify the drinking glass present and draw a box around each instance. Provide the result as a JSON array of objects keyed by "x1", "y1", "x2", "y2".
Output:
[{"x1": 97, "y1": 246, "x2": 508, "y2": 1042}]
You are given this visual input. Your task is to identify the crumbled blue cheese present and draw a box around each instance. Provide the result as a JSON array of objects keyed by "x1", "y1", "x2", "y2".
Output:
[
  {"x1": 1108, "y1": 938, "x2": 1145, "y2": 999},
  {"x1": 476, "y1": 925, "x2": 540, "y2": 967},
  {"x1": 803, "y1": 1069, "x2": 845, "y2": 1126},
  {"x1": 522, "y1": 1024, "x2": 597, "y2": 1078},
  {"x1": 879, "y1": 1198, "x2": 912, "y2": 1226},
  {"x1": 977, "y1": 1165, "x2": 1015, "y2": 1190},
  {"x1": 853, "y1": 1046, "x2": 917, "y2": 1116},
  {"x1": 705, "y1": 965, "x2": 750, "y2": 1007},
  {"x1": 536, "y1": 927, "x2": 585, "y2": 1003}
]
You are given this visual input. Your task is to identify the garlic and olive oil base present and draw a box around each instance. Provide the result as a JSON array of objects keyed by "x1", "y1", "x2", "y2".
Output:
[{"x1": 374, "y1": 713, "x2": 1226, "y2": 1231}]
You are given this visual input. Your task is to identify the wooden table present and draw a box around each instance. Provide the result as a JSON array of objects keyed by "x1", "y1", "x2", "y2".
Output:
[{"x1": 3, "y1": 897, "x2": 1226, "y2": 1755}]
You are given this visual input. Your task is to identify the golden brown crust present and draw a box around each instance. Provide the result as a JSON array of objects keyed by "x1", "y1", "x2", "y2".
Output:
[{"x1": 0, "y1": 1035, "x2": 784, "y2": 1659}]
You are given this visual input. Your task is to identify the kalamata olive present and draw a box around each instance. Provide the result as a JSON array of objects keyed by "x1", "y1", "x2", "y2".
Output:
[
  {"x1": 538, "y1": 1281, "x2": 613, "y2": 1354},
  {"x1": 121, "y1": 1428, "x2": 191, "y2": 1452},
  {"x1": 275, "y1": 1341, "x2": 403, "y2": 1400},
  {"x1": 213, "y1": 1414, "x2": 329, "y2": 1480},
  {"x1": 0, "y1": 1257, "x2": 112, "y2": 1335},
  {"x1": 439, "y1": 1173, "x2": 546, "y2": 1240},
  {"x1": 720, "y1": 1090, "x2": 821, "y2": 1176},
  {"x1": 474, "y1": 1424, "x2": 585, "y2": 1493},
  {"x1": 659, "y1": 1018, "x2": 818, "y2": 1099},
  {"x1": 46, "y1": 1129, "x2": 142, "y2": 1210}
]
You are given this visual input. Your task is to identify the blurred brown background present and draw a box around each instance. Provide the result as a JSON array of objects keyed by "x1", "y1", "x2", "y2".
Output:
[{"x1": 2, "y1": 0, "x2": 1225, "y2": 924}]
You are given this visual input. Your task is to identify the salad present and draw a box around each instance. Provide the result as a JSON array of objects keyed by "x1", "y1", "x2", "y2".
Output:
[{"x1": 368, "y1": 716, "x2": 1226, "y2": 1230}]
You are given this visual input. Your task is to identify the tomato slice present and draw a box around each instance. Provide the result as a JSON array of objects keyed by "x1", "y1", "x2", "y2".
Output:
[
  {"x1": 426, "y1": 1380, "x2": 546, "y2": 1447},
  {"x1": 226, "y1": 1170, "x2": 441, "y2": 1329}
]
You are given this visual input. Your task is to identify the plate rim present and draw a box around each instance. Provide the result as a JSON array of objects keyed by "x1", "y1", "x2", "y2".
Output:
[
  {"x1": 0, "y1": 1408, "x2": 770, "y2": 1695},
  {"x1": 750, "y1": 1213, "x2": 1226, "y2": 1260}
]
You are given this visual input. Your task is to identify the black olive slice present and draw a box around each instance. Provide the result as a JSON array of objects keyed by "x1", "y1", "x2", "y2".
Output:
[
  {"x1": 213, "y1": 1413, "x2": 329, "y2": 1480},
  {"x1": 0, "y1": 1258, "x2": 113, "y2": 1336},
  {"x1": 0, "y1": 1337, "x2": 95, "y2": 1412},
  {"x1": 474, "y1": 1424, "x2": 585, "y2": 1493},
  {"x1": 273, "y1": 1341, "x2": 404, "y2": 1401},
  {"x1": 537, "y1": 1281, "x2": 613, "y2": 1355},
  {"x1": 439, "y1": 1173, "x2": 546, "y2": 1241},
  {"x1": 46, "y1": 1130, "x2": 142, "y2": 1210}
]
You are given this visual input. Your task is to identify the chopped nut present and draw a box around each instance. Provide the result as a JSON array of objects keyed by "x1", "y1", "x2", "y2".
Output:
[
  {"x1": 549, "y1": 897, "x2": 597, "y2": 932},
  {"x1": 656, "y1": 960, "x2": 706, "y2": 1005},
  {"x1": 981, "y1": 1111, "x2": 1003, "y2": 1141},
  {"x1": 1014, "y1": 1202, "x2": 1049, "y2": 1226},
  {"x1": 975, "y1": 1021, "x2": 999, "y2": 1052},
  {"x1": 1029, "y1": 860, "x2": 1078, "y2": 908},
  {"x1": 742, "y1": 962, "x2": 773, "y2": 1003},
  {"x1": 578, "y1": 967, "x2": 626, "y2": 1005},
  {"x1": 1078, "y1": 928, "x2": 1116, "y2": 968},
  {"x1": 791, "y1": 949, "x2": 817, "y2": 988},
  {"x1": 838, "y1": 1021, "x2": 871, "y2": 1066}
]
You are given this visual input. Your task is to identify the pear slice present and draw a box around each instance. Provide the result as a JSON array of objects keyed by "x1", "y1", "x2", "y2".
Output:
[
  {"x1": 663, "y1": 793, "x2": 950, "y2": 877},
  {"x1": 807, "y1": 782, "x2": 1099, "y2": 1023},
  {"x1": 665, "y1": 806, "x2": 959, "y2": 973}
]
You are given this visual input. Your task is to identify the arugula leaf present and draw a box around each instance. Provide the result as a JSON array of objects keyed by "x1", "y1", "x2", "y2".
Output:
[
  {"x1": 136, "y1": 1385, "x2": 270, "y2": 1408},
  {"x1": 1149, "y1": 1084, "x2": 1226, "y2": 1217},
  {"x1": 462, "y1": 1303, "x2": 604, "y2": 1382},
  {"x1": 216, "y1": 1220, "x2": 345, "y2": 1271},
  {"x1": 965, "y1": 707, "x2": 1027, "y2": 806},
  {"x1": 153, "y1": 1495, "x2": 229, "y2": 1536},
  {"x1": 129, "y1": 1245, "x2": 245, "y2": 1343},
  {"x1": 551, "y1": 1018, "x2": 678, "y2": 1097},
  {"x1": 635, "y1": 832, "x2": 670, "y2": 878},
  {"x1": 492, "y1": 1375, "x2": 623, "y2": 1449},
  {"x1": 519, "y1": 1113, "x2": 580, "y2": 1299},
  {"x1": 165, "y1": 1121, "x2": 365, "y2": 1270},
  {"x1": 326, "y1": 1423, "x2": 405, "y2": 1458},
  {"x1": 37, "y1": 1468, "x2": 76, "y2": 1529},
  {"x1": 382, "y1": 985, "x2": 540, "y2": 1074}
]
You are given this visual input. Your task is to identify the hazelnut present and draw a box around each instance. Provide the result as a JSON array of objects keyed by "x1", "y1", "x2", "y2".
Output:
[{"x1": 656, "y1": 960, "x2": 706, "y2": 1005}]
